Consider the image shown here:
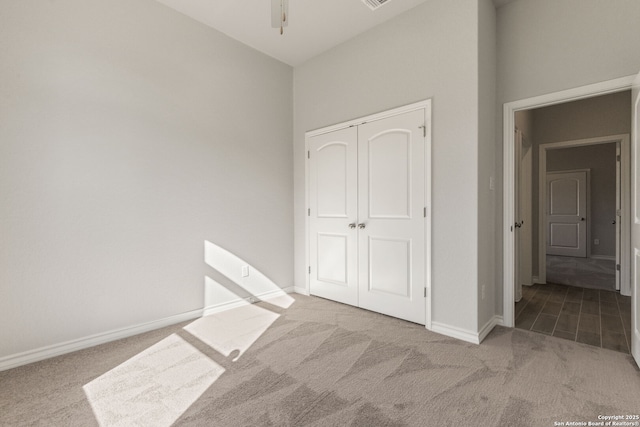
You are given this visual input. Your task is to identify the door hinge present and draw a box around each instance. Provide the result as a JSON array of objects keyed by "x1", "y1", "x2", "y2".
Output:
[
  {"x1": 309, "y1": 266, "x2": 311, "y2": 274},
  {"x1": 616, "y1": 264, "x2": 621, "y2": 271},
  {"x1": 419, "y1": 125, "x2": 426, "y2": 137},
  {"x1": 424, "y1": 288, "x2": 427, "y2": 298},
  {"x1": 423, "y1": 207, "x2": 427, "y2": 218},
  {"x1": 307, "y1": 151, "x2": 310, "y2": 159},
  {"x1": 308, "y1": 208, "x2": 310, "y2": 216},
  {"x1": 616, "y1": 154, "x2": 621, "y2": 162},
  {"x1": 616, "y1": 209, "x2": 621, "y2": 216}
]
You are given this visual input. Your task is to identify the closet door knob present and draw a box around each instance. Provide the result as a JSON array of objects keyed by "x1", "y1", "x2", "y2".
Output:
[
  {"x1": 358, "y1": 223, "x2": 366, "y2": 229},
  {"x1": 349, "y1": 223, "x2": 356, "y2": 229}
]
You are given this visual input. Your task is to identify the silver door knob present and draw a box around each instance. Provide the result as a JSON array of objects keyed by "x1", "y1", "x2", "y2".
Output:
[
  {"x1": 514, "y1": 221, "x2": 522, "y2": 228},
  {"x1": 349, "y1": 223, "x2": 356, "y2": 229},
  {"x1": 358, "y1": 223, "x2": 366, "y2": 229}
]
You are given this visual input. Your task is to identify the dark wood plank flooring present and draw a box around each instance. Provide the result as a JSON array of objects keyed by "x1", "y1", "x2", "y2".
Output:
[{"x1": 515, "y1": 283, "x2": 631, "y2": 353}]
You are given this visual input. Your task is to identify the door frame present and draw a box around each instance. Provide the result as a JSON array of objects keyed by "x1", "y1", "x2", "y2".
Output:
[
  {"x1": 305, "y1": 99, "x2": 432, "y2": 329},
  {"x1": 539, "y1": 138, "x2": 629, "y2": 288},
  {"x1": 502, "y1": 75, "x2": 636, "y2": 327}
]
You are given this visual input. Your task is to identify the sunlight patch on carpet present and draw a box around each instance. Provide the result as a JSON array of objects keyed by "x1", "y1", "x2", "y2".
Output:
[
  {"x1": 83, "y1": 334, "x2": 223, "y2": 427},
  {"x1": 184, "y1": 302, "x2": 280, "y2": 360}
]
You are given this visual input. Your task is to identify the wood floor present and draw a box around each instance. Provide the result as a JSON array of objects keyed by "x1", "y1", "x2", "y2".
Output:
[
  {"x1": 546, "y1": 255, "x2": 616, "y2": 291},
  {"x1": 515, "y1": 283, "x2": 631, "y2": 353}
]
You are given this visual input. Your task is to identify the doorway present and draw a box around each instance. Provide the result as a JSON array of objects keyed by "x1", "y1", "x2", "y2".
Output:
[
  {"x1": 538, "y1": 138, "x2": 630, "y2": 294},
  {"x1": 513, "y1": 130, "x2": 631, "y2": 353},
  {"x1": 503, "y1": 77, "x2": 636, "y2": 354}
]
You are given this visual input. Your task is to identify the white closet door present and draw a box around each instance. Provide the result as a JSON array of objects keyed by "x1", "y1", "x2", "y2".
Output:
[
  {"x1": 308, "y1": 127, "x2": 359, "y2": 306},
  {"x1": 357, "y1": 110, "x2": 426, "y2": 324}
]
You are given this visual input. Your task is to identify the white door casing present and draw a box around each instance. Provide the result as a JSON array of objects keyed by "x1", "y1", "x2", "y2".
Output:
[
  {"x1": 546, "y1": 171, "x2": 588, "y2": 258},
  {"x1": 308, "y1": 127, "x2": 359, "y2": 306},
  {"x1": 357, "y1": 110, "x2": 426, "y2": 324},
  {"x1": 631, "y1": 70, "x2": 640, "y2": 365}
]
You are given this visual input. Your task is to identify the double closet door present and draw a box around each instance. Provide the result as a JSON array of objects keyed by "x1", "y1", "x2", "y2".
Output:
[{"x1": 307, "y1": 108, "x2": 428, "y2": 325}]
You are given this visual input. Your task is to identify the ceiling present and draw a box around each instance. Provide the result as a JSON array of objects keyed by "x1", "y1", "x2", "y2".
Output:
[{"x1": 154, "y1": 0, "x2": 517, "y2": 67}]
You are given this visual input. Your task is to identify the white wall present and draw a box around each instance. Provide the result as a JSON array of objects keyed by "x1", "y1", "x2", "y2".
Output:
[
  {"x1": 533, "y1": 91, "x2": 631, "y2": 144},
  {"x1": 478, "y1": 0, "x2": 497, "y2": 329},
  {"x1": 495, "y1": 0, "x2": 640, "y2": 314},
  {"x1": 497, "y1": 0, "x2": 640, "y2": 104},
  {"x1": 0, "y1": 0, "x2": 293, "y2": 359},
  {"x1": 294, "y1": 0, "x2": 483, "y2": 333}
]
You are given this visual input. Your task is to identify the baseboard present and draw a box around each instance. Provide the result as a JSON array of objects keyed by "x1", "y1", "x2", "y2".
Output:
[
  {"x1": 0, "y1": 308, "x2": 203, "y2": 373},
  {"x1": 203, "y1": 286, "x2": 295, "y2": 316},
  {"x1": 293, "y1": 286, "x2": 309, "y2": 296},
  {"x1": 590, "y1": 255, "x2": 616, "y2": 261},
  {"x1": 478, "y1": 315, "x2": 503, "y2": 343},
  {"x1": 1, "y1": 286, "x2": 296, "y2": 373},
  {"x1": 431, "y1": 315, "x2": 504, "y2": 345},
  {"x1": 431, "y1": 321, "x2": 481, "y2": 345},
  {"x1": 532, "y1": 276, "x2": 544, "y2": 284}
]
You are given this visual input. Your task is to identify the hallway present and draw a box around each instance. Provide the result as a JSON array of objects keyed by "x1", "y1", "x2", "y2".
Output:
[{"x1": 515, "y1": 283, "x2": 630, "y2": 353}]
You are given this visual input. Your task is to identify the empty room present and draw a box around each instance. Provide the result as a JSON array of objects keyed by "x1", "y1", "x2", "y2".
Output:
[{"x1": 1, "y1": 0, "x2": 640, "y2": 425}]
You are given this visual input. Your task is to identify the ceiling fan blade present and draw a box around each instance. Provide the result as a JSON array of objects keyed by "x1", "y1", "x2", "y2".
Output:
[{"x1": 271, "y1": 0, "x2": 288, "y2": 28}]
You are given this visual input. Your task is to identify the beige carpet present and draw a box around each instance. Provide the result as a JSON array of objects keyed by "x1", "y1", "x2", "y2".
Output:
[{"x1": 1, "y1": 294, "x2": 640, "y2": 426}]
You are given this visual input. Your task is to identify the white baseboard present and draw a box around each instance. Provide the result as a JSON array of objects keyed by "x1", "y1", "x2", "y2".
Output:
[
  {"x1": 0, "y1": 308, "x2": 203, "y2": 373},
  {"x1": 590, "y1": 255, "x2": 616, "y2": 261},
  {"x1": 431, "y1": 322, "x2": 481, "y2": 345},
  {"x1": 431, "y1": 315, "x2": 504, "y2": 345},
  {"x1": 293, "y1": 286, "x2": 309, "y2": 296},
  {"x1": 1, "y1": 286, "x2": 296, "y2": 373},
  {"x1": 532, "y1": 276, "x2": 544, "y2": 284},
  {"x1": 479, "y1": 315, "x2": 503, "y2": 343},
  {"x1": 203, "y1": 286, "x2": 295, "y2": 315}
]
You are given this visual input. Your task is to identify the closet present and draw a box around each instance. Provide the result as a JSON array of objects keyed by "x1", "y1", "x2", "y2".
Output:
[{"x1": 306, "y1": 102, "x2": 431, "y2": 325}]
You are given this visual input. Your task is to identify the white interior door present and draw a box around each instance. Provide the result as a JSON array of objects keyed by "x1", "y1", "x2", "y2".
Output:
[
  {"x1": 631, "y1": 70, "x2": 640, "y2": 365},
  {"x1": 616, "y1": 142, "x2": 621, "y2": 291},
  {"x1": 308, "y1": 127, "x2": 358, "y2": 306},
  {"x1": 357, "y1": 110, "x2": 426, "y2": 324},
  {"x1": 546, "y1": 171, "x2": 588, "y2": 257},
  {"x1": 515, "y1": 129, "x2": 533, "y2": 302}
]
